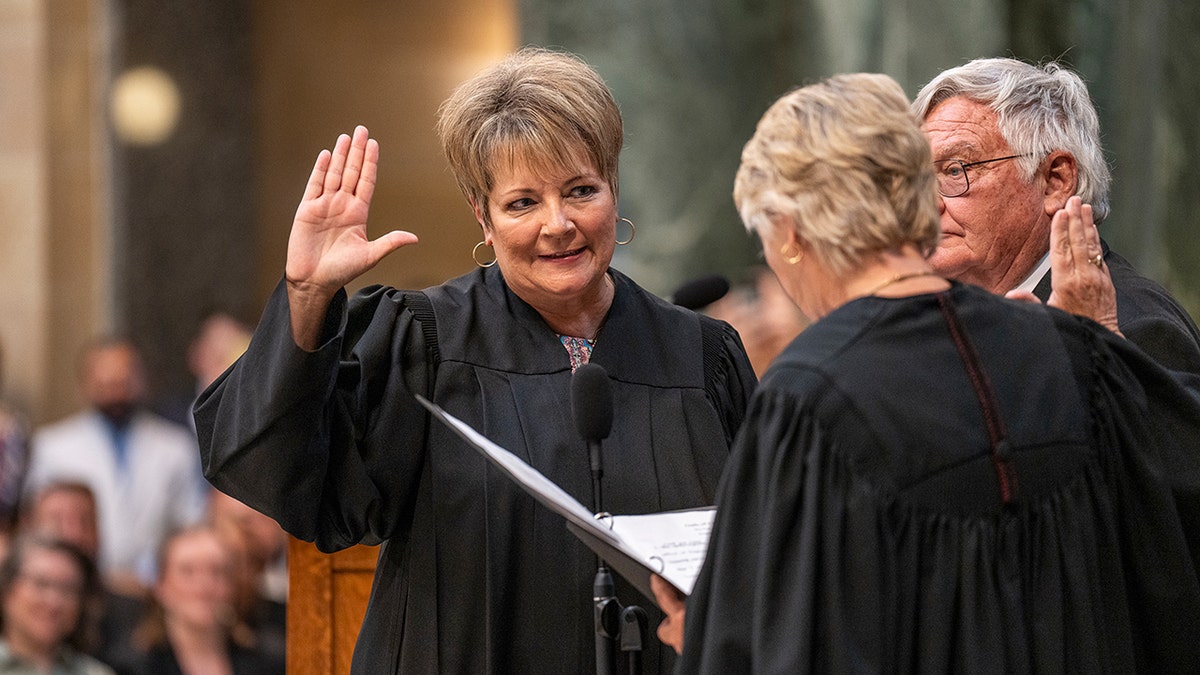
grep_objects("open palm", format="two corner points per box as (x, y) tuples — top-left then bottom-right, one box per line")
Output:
(285, 126), (417, 296)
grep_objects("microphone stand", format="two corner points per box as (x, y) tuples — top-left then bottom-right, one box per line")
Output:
(590, 438), (619, 675)
(575, 363), (648, 675)
(588, 437), (648, 675)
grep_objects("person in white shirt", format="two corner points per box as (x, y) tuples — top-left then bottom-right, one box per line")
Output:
(25, 337), (204, 593)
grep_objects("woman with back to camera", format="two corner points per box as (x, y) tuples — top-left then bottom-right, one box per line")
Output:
(651, 73), (1200, 672)
(194, 47), (756, 674)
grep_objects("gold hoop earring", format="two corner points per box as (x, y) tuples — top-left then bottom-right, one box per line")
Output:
(472, 241), (496, 268)
(616, 217), (636, 246)
(780, 243), (804, 265)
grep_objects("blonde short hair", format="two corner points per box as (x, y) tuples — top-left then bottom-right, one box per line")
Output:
(435, 47), (623, 226)
(735, 73), (940, 277)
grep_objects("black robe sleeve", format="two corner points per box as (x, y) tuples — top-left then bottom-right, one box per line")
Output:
(194, 279), (435, 551)
(698, 315), (757, 450)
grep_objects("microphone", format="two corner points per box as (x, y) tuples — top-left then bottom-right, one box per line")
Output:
(572, 363), (619, 675)
(572, 363), (613, 511)
(572, 363), (613, 444)
(670, 273), (730, 310)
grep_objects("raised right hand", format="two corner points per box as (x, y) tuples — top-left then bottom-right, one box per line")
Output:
(286, 125), (418, 299)
(285, 125), (418, 348)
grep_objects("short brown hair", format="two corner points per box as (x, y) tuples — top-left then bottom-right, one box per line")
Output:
(435, 47), (623, 226)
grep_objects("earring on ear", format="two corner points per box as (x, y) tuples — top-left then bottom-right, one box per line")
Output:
(616, 217), (636, 245)
(780, 243), (804, 265)
(472, 241), (496, 268)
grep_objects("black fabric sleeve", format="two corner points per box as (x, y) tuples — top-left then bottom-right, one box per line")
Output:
(193, 279), (436, 552)
(1084, 321), (1200, 670)
(698, 315), (758, 448)
(1119, 312), (1200, 375)
(1092, 322), (1200, 571)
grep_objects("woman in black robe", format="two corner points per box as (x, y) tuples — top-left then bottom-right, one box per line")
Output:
(652, 73), (1200, 672)
(193, 48), (755, 674)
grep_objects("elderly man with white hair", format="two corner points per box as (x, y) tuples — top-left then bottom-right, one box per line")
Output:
(913, 57), (1200, 376)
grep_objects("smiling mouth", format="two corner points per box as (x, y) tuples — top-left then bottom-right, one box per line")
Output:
(542, 247), (586, 259)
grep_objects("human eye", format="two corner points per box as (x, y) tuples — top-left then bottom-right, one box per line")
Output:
(506, 197), (535, 211)
(568, 184), (599, 199)
(935, 161), (964, 179)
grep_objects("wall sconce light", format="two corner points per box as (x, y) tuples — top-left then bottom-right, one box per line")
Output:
(110, 66), (181, 146)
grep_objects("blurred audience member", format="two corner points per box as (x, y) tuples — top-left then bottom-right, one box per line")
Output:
(19, 481), (146, 673)
(707, 266), (809, 377)
(127, 526), (283, 675)
(188, 314), (251, 397)
(19, 483), (100, 568)
(0, 339), (31, 549)
(0, 534), (113, 675)
(25, 338), (205, 593)
(206, 490), (286, 669)
(157, 313), (252, 431)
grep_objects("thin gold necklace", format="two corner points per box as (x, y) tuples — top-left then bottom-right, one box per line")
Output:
(863, 270), (941, 297)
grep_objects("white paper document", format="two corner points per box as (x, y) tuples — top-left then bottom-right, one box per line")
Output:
(415, 395), (713, 600)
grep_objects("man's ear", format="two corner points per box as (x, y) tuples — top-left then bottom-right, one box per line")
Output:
(1042, 151), (1078, 216)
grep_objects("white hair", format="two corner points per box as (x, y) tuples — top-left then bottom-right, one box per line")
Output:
(912, 58), (1111, 222)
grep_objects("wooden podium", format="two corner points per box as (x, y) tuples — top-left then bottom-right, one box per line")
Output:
(286, 539), (378, 675)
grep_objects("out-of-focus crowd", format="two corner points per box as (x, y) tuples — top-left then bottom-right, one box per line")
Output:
(0, 315), (286, 675)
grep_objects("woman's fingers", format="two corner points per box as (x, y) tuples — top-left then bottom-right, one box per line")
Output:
(307, 127), (378, 203)
(342, 126), (369, 194)
(323, 132), (352, 195)
(302, 149), (332, 202)
(365, 230), (420, 268)
(1004, 289), (1042, 305)
(650, 574), (686, 654)
(356, 137), (380, 205)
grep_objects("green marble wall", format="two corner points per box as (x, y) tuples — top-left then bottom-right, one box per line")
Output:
(519, 0), (1200, 319)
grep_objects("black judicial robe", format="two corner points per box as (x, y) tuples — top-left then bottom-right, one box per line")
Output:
(680, 282), (1200, 673)
(194, 266), (756, 674)
(1033, 238), (1200, 376)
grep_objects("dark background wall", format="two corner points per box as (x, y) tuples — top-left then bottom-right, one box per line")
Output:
(112, 0), (258, 406)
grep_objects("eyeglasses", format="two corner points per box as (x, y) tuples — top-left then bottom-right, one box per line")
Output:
(932, 154), (1029, 198)
(17, 573), (84, 599)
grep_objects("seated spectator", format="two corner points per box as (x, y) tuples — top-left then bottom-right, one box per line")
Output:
(0, 339), (31, 551)
(207, 490), (286, 670)
(19, 482), (100, 564)
(156, 312), (252, 431)
(0, 534), (114, 674)
(19, 480), (146, 673)
(25, 337), (205, 593)
(127, 526), (283, 675)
